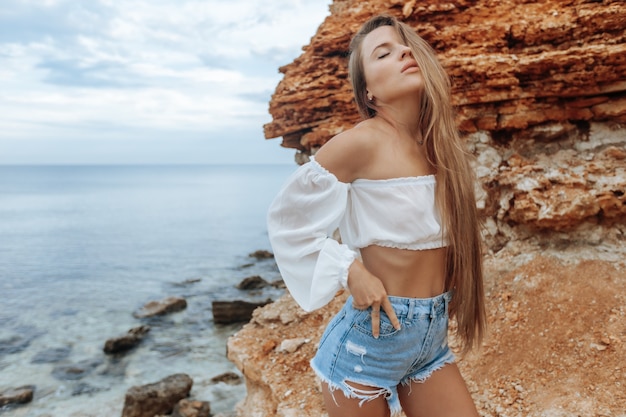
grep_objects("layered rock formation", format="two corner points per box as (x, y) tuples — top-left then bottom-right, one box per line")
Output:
(229, 0), (626, 415)
(264, 0), (626, 149)
(264, 0), (626, 234)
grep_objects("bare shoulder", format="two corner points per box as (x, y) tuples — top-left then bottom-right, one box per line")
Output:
(313, 121), (380, 183)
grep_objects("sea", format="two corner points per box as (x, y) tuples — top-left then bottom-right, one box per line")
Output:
(0, 163), (297, 417)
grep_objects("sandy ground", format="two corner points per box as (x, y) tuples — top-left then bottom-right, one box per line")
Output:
(458, 246), (626, 417)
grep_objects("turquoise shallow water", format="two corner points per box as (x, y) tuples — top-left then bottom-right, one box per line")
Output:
(0, 163), (295, 416)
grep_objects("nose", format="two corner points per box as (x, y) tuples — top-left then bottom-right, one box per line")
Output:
(401, 46), (412, 59)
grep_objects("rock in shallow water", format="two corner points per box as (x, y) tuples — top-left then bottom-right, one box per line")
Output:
(0, 386), (35, 407)
(134, 296), (187, 319)
(210, 371), (242, 385)
(103, 325), (151, 354)
(172, 399), (211, 417)
(248, 250), (274, 259)
(236, 275), (270, 290)
(122, 373), (193, 417)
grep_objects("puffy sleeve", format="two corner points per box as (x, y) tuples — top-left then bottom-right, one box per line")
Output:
(267, 158), (358, 312)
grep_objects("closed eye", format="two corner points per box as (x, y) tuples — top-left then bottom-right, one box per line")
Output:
(377, 52), (389, 59)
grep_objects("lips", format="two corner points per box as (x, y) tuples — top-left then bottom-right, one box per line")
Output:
(401, 61), (419, 73)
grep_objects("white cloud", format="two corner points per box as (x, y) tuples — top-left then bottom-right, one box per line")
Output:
(0, 0), (332, 163)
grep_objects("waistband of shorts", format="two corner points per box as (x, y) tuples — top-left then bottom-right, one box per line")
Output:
(385, 291), (452, 319)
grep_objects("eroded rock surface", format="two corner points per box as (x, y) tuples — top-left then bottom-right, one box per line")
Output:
(264, 0), (626, 150)
(103, 325), (151, 354)
(134, 296), (188, 319)
(121, 373), (193, 417)
(0, 386), (35, 408)
(263, 0), (626, 235)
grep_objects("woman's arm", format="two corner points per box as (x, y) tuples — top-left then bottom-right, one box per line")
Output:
(267, 158), (357, 311)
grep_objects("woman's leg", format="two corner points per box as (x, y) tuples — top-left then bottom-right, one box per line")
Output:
(398, 363), (479, 417)
(321, 381), (391, 417)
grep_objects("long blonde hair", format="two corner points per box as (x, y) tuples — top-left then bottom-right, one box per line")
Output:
(349, 15), (486, 354)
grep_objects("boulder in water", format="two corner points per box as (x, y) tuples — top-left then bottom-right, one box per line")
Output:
(121, 373), (193, 417)
(134, 297), (187, 319)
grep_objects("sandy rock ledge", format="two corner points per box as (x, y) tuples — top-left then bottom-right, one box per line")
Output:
(228, 241), (626, 417)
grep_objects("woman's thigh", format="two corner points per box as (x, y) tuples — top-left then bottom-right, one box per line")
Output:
(397, 363), (479, 417)
(321, 381), (391, 417)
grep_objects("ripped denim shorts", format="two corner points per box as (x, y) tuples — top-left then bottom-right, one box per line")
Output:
(310, 291), (455, 417)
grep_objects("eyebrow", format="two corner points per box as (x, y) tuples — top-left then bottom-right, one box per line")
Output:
(370, 42), (392, 57)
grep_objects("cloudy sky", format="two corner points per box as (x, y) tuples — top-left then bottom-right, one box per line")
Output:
(0, 0), (332, 164)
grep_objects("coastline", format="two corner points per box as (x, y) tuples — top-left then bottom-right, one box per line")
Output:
(0, 164), (293, 416)
(1, 250), (283, 416)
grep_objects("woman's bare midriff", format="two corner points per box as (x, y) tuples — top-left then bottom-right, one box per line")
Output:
(360, 245), (447, 299)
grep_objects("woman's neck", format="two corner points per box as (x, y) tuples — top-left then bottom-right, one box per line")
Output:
(375, 102), (424, 144)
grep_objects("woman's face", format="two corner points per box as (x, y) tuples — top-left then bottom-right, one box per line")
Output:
(360, 25), (423, 105)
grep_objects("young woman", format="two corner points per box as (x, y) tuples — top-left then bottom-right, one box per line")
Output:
(267, 14), (486, 417)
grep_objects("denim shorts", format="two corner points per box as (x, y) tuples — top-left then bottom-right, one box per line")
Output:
(310, 291), (455, 416)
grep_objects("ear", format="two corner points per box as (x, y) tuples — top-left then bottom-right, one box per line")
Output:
(366, 91), (373, 101)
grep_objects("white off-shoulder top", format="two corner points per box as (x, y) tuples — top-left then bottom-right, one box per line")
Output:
(267, 157), (447, 311)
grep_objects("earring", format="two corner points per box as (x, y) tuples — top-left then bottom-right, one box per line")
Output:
(367, 93), (373, 102)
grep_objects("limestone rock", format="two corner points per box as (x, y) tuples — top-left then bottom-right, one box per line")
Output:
(103, 325), (151, 354)
(212, 299), (273, 324)
(210, 371), (242, 385)
(478, 125), (626, 232)
(0, 386), (34, 407)
(264, 0), (626, 147)
(275, 338), (309, 354)
(249, 250), (274, 259)
(236, 275), (271, 290)
(263, 0), (626, 234)
(227, 292), (347, 417)
(121, 373), (193, 417)
(172, 399), (211, 417)
(134, 296), (187, 319)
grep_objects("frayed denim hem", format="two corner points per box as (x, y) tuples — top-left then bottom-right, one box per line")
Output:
(399, 349), (456, 388)
(311, 361), (404, 417)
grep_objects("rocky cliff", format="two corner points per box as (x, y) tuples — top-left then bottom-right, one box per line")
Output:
(264, 0), (626, 152)
(263, 0), (626, 235)
(228, 0), (626, 415)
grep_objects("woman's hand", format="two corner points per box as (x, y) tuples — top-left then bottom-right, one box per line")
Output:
(347, 260), (401, 338)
